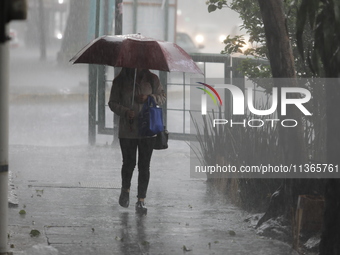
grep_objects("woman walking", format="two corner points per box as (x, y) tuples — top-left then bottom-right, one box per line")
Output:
(108, 68), (166, 215)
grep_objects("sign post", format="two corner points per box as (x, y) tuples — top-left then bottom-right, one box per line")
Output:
(0, 1), (27, 254)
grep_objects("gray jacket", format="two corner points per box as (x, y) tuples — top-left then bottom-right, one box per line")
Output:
(108, 69), (166, 139)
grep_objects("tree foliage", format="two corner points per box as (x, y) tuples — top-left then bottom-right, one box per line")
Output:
(296, 0), (340, 77)
(206, 0), (315, 79)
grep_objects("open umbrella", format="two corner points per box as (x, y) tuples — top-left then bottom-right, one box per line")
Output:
(70, 33), (203, 106)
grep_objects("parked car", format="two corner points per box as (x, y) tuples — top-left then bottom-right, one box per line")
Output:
(192, 24), (227, 54)
(176, 32), (202, 53)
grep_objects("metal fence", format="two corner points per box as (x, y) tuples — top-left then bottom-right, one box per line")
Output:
(88, 53), (267, 144)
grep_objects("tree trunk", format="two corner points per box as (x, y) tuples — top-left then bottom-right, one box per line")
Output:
(38, 0), (46, 61)
(320, 179), (340, 254)
(257, 0), (307, 223)
(319, 79), (340, 255)
(257, 0), (306, 163)
(257, 0), (295, 78)
(57, 0), (90, 64)
(315, 2), (340, 253)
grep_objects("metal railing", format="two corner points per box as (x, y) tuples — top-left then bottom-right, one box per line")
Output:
(89, 53), (267, 143)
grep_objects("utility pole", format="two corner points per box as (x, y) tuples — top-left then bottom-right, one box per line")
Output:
(0, 1), (27, 254)
(113, 0), (123, 143)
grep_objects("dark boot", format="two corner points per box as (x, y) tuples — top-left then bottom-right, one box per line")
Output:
(135, 201), (147, 215)
(119, 188), (129, 208)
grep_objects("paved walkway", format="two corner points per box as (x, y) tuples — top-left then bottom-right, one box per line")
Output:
(8, 142), (298, 255)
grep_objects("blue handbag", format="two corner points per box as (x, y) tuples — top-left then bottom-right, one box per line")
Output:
(138, 96), (164, 137)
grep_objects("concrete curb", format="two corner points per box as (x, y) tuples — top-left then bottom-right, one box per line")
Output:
(8, 89), (184, 103)
(9, 94), (90, 103)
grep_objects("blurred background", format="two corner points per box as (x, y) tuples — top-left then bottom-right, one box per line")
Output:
(8, 0), (248, 144)
(9, 0), (245, 59)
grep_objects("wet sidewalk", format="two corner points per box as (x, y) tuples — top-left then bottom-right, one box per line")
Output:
(7, 45), (298, 254)
(8, 141), (298, 255)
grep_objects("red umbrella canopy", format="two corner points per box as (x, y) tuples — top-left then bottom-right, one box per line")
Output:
(70, 34), (203, 75)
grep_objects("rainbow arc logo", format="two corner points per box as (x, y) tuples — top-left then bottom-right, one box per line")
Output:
(196, 82), (222, 115)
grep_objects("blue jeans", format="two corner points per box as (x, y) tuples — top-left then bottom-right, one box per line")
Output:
(119, 138), (156, 199)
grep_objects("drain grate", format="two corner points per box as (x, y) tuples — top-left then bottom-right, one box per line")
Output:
(29, 181), (120, 189)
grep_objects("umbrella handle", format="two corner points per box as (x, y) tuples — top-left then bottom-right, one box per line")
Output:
(131, 68), (137, 107)
(129, 68), (137, 131)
